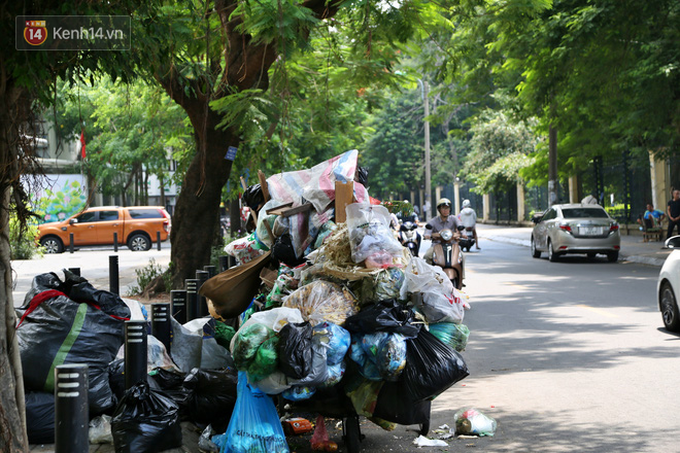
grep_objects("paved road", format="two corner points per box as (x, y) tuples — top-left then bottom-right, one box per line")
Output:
(25, 227), (679, 452)
(11, 243), (171, 307)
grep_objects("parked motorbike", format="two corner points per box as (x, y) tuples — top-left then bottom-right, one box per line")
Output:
(398, 220), (422, 257)
(458, 226), (476, 252)
(425, 224), (465, 289)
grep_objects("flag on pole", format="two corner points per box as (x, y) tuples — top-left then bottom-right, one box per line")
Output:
(79, 130), (86, 159)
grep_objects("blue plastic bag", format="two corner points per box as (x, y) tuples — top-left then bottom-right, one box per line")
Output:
(222, 372), (289, 453)
(313, 322), (351, 365)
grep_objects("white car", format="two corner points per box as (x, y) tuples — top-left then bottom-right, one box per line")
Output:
(531, 204), (621, 262)
(658, 236), (680, 332)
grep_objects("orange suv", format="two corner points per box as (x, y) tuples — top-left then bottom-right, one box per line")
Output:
(38, 206), (171, 253)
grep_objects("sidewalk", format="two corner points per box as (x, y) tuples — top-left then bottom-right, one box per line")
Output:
(477, 223), (672, 267)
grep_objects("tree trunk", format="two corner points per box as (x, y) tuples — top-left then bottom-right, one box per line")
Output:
(168, 105), (235, 289)
(548, 123), (558, 207)
(0, 88), (31, 452)
(160, 173), (166, 208)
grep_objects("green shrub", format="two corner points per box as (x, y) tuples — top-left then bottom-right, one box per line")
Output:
(10, 216), (43, 260)
(127, 259), (166, 296)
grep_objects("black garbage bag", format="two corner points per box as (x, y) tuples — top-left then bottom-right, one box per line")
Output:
(111, 382), (182, 453)
(242, 184), (265, 211)
(271, 233), (305, 267)
(109, 359), (127, 401)
(277, 322), (313, 379)
(356, 166), (369, 186)
(25, 391), (55, 444)
(150, 368), (191, 420)
(17, 272), (130, 415)
(109, 359), (165, 403)
(373, 389), (431, 425)
(343, 299), (420, 339)
(182, 367), (238, 433)
(401, 328), (468, 402)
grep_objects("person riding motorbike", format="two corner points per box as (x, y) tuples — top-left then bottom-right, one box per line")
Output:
(401, 200), (419, 223)
(458, 199), (480, 250)
(423, 198), (463, 262)
(398, 201), (421, 256)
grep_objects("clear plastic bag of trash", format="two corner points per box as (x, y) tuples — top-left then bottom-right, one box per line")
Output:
(346, 203), (405, 266)
(283, 280), (358, 326)
(454, 408), (497, 436)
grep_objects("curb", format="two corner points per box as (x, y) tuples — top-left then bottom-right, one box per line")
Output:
(483, 235), (666, 268)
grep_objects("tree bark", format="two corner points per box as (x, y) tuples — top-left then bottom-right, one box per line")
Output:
(0, 87), (30, 452)
(167, 104), (235, 289)
(548, 123), (558, 207)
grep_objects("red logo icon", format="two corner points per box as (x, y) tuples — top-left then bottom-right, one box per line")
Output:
(24, 20), (47, 46)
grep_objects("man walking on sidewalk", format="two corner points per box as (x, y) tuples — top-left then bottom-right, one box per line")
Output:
(667, 189), (680, 239)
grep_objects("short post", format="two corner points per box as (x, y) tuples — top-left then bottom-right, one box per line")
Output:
(204, 264), (217, 279)
(218, 255), (229, 272)
(156, 231), (161, 251)
(113, 232), (118, 252)
(124, 321), (148, 389)
(68, 267), (81, 277)
(69, 233), (74, 254)
(151, 303), (172, 353)
(54, 364), (89, 453)
(171, 290), (188, 324)
(109, 255), (119, 295)
(196, 270), (210, 317)
(185, 279), (199, 321)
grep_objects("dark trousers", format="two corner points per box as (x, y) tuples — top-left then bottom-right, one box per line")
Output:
(668, 219), (680, 239)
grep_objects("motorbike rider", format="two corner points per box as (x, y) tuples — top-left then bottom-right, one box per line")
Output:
(458, 199), (480, 250)
(423, 198), (464, 264)
(402, 200), (419, 223)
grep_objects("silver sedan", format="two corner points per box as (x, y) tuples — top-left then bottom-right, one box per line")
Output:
(531, 204), (621, 262)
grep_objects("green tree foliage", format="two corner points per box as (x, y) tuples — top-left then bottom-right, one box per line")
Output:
(462, 108), (538, 193)
(362, 93), (424, 199)
(55, 77), (192, 205)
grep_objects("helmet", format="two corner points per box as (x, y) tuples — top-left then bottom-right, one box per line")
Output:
(462, 199), (471, 208)
(436, 198), (452, 210)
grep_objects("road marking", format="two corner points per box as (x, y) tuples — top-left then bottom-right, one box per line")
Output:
(502, 281), (528, 290)
(576, 304), (618, 318)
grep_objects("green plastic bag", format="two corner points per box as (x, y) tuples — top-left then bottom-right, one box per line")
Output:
(232, 323), (275, 370)
(429, 323), (470, 352)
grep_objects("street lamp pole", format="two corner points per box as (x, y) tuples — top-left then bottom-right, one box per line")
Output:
(418, 78), (432, 220)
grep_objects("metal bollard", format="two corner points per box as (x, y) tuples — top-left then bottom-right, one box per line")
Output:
(185, 279), (199, 321)
(113, 232), (118, 252)
(124, 321), (148, 390)
(68, 267), (81, 277)
(54, 364), (89, 453)
(109, 255), (119, 295)
(218, 255), (229, 272)
(151, 303), (172, 353)
(156, 231), (161, 251)
(204, 264), (217, 279)
(69, 233), (74, 254)
(171, 290), (187, 324)
(196, 270), (209, 317)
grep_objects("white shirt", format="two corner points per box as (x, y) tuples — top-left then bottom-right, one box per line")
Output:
(458, 207), (477, 228)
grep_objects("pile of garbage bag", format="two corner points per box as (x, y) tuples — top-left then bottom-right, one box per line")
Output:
(17, 270), (241, 450)
(205, 150), (472, 439)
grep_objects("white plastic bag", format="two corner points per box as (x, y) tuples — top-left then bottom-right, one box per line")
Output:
(345, 203), (404, 265)
(230, 307), (304, 352)
(115, 334), (180, 373)
(89, 414), (113, 444)
(400, 257), (465, 324)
